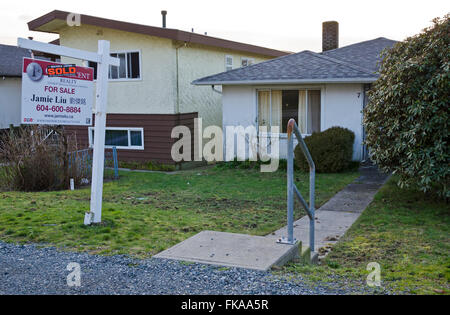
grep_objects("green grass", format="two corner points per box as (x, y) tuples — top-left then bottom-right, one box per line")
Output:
(281, 177), (450, 295)
(0, 166), (358, 258)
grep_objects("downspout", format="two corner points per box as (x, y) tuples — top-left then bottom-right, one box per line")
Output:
(175, 42), (188, 114)
(361, 83), (371, 161)
(175, 46), (180, 114)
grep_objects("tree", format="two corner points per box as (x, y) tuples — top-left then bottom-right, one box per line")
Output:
(364, 15), (449, 198)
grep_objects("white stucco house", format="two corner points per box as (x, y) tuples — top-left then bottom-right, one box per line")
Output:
(27, 10), (288, 166)
(0, 44), (32, 129)
(193, 22), (397, 162)
(0, 42), (61, 130)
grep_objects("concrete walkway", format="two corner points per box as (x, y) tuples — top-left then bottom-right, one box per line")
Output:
(155, 164), (389, 269)
(268, 164), (389, 258)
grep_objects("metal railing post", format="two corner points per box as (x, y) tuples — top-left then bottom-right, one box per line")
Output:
(112, 146), (119, 179)
(309, 166), (315, 252)
(287, 132), (294, 244)
(278, 118), (315, 252)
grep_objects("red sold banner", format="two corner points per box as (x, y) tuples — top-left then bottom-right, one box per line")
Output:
(21, 58), (94, 126)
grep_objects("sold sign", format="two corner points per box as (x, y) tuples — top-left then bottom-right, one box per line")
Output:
(47, 64), (77, 77)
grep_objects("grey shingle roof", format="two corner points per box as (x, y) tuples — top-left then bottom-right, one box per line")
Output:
(321, 37), (397, 73)
(193, 37), (398, 85)
(0, 44), (31, 77)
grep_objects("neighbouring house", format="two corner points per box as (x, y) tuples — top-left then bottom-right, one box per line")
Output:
(27, 10), (288, 166)
(0, 44), (31, 129)
(193, 21), (398, 161)
(0, 41), (61, 130)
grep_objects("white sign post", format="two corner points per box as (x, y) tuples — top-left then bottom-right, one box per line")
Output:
(18, 38), (120, 225)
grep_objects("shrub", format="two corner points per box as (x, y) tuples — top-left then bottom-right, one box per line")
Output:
(364, 15), (449, 197)
(295, 127), (355, 173)
(0, 126), (82, 191)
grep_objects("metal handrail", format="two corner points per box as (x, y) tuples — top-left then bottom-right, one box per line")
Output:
(277, 118), (316, 252)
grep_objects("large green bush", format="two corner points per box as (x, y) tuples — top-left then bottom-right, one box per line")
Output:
(364, 15), (449, 197)
(295, 127), (355, 173)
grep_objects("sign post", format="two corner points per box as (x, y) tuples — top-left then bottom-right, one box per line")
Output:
(18, 38), (120, 225)
(87, 40), (110, 224)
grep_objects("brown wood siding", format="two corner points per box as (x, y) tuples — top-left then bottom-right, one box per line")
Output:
(65, 112), (197, 165)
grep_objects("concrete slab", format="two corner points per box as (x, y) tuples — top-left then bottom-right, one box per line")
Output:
(153, 231), (300, 271)
(267, 165), (389, 254)
(267, 210), (361, 250)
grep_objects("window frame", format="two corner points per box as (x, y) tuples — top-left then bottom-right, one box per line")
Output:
(88, 127), (144, 150)
(225, 55), (233, 71)
(89, 50), (142, 82)
(256, 87), (323, 138)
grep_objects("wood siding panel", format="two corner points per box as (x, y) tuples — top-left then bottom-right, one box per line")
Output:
(65, 112), (197, 165)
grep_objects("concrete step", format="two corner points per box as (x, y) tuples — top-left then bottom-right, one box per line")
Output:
(153, 231), (303, 271)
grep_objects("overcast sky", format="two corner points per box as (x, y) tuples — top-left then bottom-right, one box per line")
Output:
(1, 0), (448, 52)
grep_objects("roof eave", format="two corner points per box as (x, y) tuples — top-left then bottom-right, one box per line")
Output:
(27, 10), (288, 58)
(192, 77), (378, 86)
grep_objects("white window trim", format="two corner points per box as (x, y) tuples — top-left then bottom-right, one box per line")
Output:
(225, 55), (233, 71)
(109, 50), (142, 81)
(255, 87), (323, 137)
(88, 127), (144, 150)
(91, 50), (142, 82)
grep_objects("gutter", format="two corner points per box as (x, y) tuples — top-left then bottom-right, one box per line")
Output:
(192, 77), (378, 86)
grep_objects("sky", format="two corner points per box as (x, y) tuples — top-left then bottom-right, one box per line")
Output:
(0, 0), (448, 52)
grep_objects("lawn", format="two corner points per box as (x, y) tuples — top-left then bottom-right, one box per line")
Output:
(281, 177), (450, 295)
(0, 166), (358, 258)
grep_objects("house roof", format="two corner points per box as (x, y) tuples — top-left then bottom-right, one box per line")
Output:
(321, 37), (397, 73)
(193, 37), (398, 85)
(28, 10), (289, 58)
(0, 44), (31, 77)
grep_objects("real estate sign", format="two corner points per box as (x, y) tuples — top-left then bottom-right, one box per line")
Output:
(21, 58), (94, 125)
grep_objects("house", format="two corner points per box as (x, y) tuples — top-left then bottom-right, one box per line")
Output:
(27, 10), (288, 166)
(0, 41), (62, 130)
(0, 44), (31, 129)
(193, 22), (398, 162)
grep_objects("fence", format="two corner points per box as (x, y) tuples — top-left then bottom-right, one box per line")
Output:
(68, 147), (119, 183)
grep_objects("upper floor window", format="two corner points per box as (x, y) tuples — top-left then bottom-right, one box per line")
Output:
(241, 57), (254, 67)
(225, 55), (233, 71)
(88, 51), (141, 80)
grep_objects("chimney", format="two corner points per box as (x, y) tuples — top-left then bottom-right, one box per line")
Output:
(161, 10), (167, 28)
(322, 21), (339, 51)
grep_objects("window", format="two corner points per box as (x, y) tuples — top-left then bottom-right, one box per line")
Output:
(89, 127), (144, 150)
(257, 89), (321, 134)
(225, 55), (233, 71)
(241, 57), (254, 67)
(88, 51), (140, 80)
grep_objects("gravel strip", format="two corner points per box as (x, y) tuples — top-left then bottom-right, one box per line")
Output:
(0, 241), (374, 295)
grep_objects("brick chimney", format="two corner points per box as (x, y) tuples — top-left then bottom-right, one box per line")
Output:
(322, 21), (339, 51)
